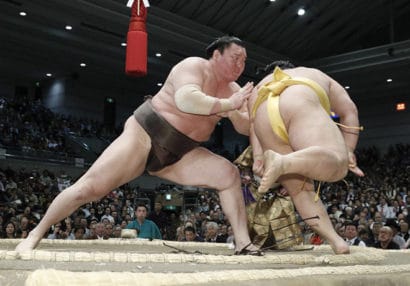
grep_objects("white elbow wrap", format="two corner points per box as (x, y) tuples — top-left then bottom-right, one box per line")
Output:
(175, 84), (217, 115)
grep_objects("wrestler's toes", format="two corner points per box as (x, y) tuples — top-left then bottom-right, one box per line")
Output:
(257, 179), (269, 194)
(331, 239), (350, 255)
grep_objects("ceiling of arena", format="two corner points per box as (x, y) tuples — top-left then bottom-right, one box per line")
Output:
(1, 0), (410, 104)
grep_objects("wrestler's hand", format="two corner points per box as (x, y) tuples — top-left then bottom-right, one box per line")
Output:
(348, 151), (365, 177)
(229, 82), (254, 110)
(252, 154), (264, 177)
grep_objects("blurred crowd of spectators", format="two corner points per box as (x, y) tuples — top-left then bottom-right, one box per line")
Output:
(0, 96), (118, 154)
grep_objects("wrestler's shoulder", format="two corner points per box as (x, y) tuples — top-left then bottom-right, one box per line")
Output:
(292, 67), (327, 78)
(178, 57), (208, 66)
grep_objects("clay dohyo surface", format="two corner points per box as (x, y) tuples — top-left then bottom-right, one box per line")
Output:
(0, 239), (409, 286)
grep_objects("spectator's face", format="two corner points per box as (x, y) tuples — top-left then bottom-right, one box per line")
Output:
(136, 207), (147, 221)
(400, 222), (409, 232)
(20, 217), (29, 227)
(6, 223), (15, 234)
(89, 225), (96, 236)
(185, 230), (195, 241)
(21, 230), (28, 238)
(207, 227), (217, 237)
(74, 228), (85, 239)
(344, 225), (358, 240)
(337, 226), (345, 238)
(359, 232), (369, 241)
(154, 203), (162, 212)
(80, 218), (88, 227)
(113, 227), (122, 237)
(378, 227), (393, 243)
(95, 223), (106, 236)
(374, 213), (383, 222)
(105, 224), (113, 235)
(372, 223), (382, 235)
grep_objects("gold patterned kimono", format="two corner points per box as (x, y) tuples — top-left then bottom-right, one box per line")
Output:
(234, 146), (303, 249)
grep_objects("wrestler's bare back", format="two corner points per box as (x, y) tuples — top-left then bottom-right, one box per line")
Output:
(152, 57), (239, 142)
(250, 66), (346, 153)
(256, 67), (331, 93)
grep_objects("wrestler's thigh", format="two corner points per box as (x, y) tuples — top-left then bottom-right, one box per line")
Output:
(280, 92), (346, 152)
(153, 147), (239, 190)
(78, 116), (151, 194)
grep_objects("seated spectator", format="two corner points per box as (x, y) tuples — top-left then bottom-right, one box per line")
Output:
(217, 224), (228, 242)
(385, 219), (406, 249)
(112, 225), (122, 238)
(366, 222), (383, 247)
(87, 222), (109, 240)
(182, 226), (203, 242)
(18, 216), (33, 235)
(399, 220), (409, 241)
(374, 226), (400, 249)
(126, 204), (161, 240)
(147, 202), (169, 237)
(2, 221), (17, 239)
(377, 197), (395, 220)
(79, 217), (90, 237)
(73, 226), (85, 240)
(344, 221), (366, 247)
(204, 221), (225, 243)
(47, 221), (73, 240)
(358, 228), (370, 243)
(105, 222), (114, 238)
(100, 207), (115, 224)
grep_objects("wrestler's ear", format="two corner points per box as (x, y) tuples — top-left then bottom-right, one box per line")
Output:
(213, 49), (222, 59)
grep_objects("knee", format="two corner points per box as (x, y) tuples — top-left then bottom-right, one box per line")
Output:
(72, 177), (102, 204)
(330, 154), (348, 181)
(215, 164), (241, 191)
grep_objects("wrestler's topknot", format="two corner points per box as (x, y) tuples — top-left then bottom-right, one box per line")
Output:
(206, 36), (244, 58)
(264, 60), (295, 73)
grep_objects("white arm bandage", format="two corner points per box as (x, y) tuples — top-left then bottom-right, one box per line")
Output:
(174, 84), (232, 115)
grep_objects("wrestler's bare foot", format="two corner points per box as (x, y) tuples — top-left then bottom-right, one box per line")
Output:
(15, 232), (42, 252)
(258, 150), (284, 194)
(330, 238), (350, 255)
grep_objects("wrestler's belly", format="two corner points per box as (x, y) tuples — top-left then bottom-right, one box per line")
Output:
(151, 95), (220, 142)
(161, 112), (219, 142)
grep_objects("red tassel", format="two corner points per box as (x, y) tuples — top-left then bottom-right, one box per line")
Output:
(125, 0), (148, 76)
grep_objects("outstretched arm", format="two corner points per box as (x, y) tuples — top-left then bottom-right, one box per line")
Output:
(227, 104), (251, 135)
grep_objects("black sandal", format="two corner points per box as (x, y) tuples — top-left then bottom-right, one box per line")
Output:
(234, 242), (264, 256)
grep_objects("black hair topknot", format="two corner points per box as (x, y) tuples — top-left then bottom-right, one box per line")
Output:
(206, 36), (244, 58)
